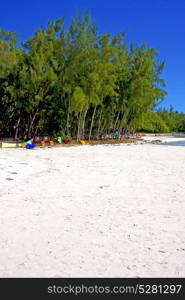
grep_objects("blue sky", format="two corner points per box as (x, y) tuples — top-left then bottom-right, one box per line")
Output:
(1, 0), (185, 112)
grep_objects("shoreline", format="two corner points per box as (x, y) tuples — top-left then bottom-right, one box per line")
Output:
(1, 134), (185, 149)
(142, 135), (185, 144)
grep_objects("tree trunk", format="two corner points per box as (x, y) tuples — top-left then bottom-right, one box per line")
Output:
(97, 109), (102, 139)
(14, 116), (21, 140)
(82, 107), (88, 139)
(66, 94), (71, 137)
(100, 119), (107, 138)
(33, 126), (39, 139)
(119, 109), (129, 133)
(113, 111), (120, 132)
(77, 111), (82, 142)
(67, 112), (70, 137)
(89, 105), (97, 141)
(110, 111), (116, 130)
(27, 109), (39, 139)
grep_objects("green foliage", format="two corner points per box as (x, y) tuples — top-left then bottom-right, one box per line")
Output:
(157, 107), (185, 132)
(70, 87), (88, 114)
(136, 112), (170, 133)
(134, 108), (185, 133)
(1, 11), (177, 140)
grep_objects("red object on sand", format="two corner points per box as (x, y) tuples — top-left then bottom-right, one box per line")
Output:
(63, 139), (69, 144)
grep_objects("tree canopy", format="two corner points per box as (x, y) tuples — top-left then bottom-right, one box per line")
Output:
(1, 11), (183, 140)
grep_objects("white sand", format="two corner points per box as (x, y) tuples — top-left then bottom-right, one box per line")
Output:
(0, 137), (185, 277)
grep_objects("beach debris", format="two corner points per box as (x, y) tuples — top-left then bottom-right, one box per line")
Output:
(63, 139), (70, 144)
(0, 138), (37, 149)
(22, 142), (26, 148)
(26, 143), (36, 149)
(159, 250), (166, 253)
(151, 139), (162, 144)
(48, 140), (54, 146)
(80, 140), (90, 145)
(1, 142), (17, 148)
(99, 185), (110, 189)
(57, 137), (62, 144)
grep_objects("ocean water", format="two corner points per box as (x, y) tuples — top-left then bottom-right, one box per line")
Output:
(164, 140), (185, 147)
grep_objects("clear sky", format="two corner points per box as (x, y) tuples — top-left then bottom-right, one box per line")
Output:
(0, 0), (185, 112)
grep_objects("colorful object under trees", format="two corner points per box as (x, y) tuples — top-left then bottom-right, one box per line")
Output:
(26, 144), (36, 149)
(63, 139), (70, 144)
(1, 142), (17, 148)
(48, 140), (54, 146)
(57, 137), (62, 144)
(22, 142), (26, 148)
(79, 140), (90, 145)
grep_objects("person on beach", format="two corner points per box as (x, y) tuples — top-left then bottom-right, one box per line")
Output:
(114, 130), (119, 139)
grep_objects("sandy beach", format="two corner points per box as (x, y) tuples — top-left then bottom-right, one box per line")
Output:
(0, 137), (185, 277)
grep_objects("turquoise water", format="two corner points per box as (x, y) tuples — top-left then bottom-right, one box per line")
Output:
(164, 140), (185, 146)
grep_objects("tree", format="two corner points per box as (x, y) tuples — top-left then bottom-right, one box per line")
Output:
(0, 11), (169, 140)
